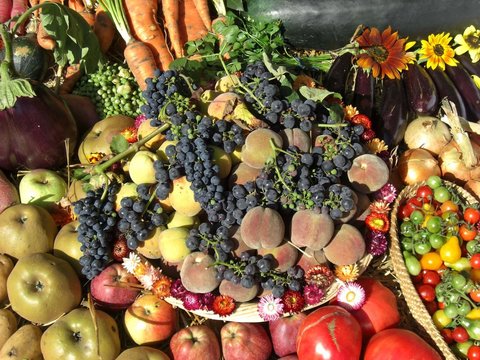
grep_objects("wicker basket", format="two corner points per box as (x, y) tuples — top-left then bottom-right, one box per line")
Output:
(164, 254), (373, 322)
(390, 181), (479, 360)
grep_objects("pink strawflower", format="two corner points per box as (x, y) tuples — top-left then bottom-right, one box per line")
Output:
(182, 292), (203, 311)
(134, 114), (147, 129)
(170, 279), (187, 299)
(258, 294), (284, 321)
(303, 284), (325, 305)
(201, 293), (215, 311)
(375, 183), (397, 204)
(336, 282), (366, 311)
(366, 230), (388, 256)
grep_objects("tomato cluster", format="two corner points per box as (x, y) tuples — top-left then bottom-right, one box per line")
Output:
(399, 176), (480, 359)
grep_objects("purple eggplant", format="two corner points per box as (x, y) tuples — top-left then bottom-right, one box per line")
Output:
(458, 53), (480, 77)
(426, 67), (467, 119)
(323, 53), (354, 97)
(403, 63), (438, 115)
(352, 69), (375, 118)
(375, 78), (411, 147)
(0, 81), (78, 171)
(446, 63), (480, 121)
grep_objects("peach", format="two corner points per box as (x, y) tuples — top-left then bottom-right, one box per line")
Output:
(323, 224), (366, 265)
(219, 280), (259, 302)
(279, 128), (311, 152)
(180, 252), (220, 293)
(228, 163), (261, 187)
(240, 207), (285, 249)
(241, 129), (283, 169)
(347, 154), (389, 193)
(290, 209), (334, 250)
(258, 242), (298, 272)
(169, 176), (202, 217)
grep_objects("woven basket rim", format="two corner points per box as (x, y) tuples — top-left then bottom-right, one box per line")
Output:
(390, 180), (478, 360)
(164, 254), (373, 322)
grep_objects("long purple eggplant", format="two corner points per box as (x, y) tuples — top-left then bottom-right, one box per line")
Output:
(446, 63), (480, 122)
(458, 53), (480, 77)
(323, 53), (354, 97)
(426, 67), (467, 119)
(375, 78), (411, 147)
(352, 69), (375, 118)
(403, 63), (438, 115)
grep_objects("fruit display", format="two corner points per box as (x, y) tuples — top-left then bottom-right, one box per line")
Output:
(1, 0), (480, 359)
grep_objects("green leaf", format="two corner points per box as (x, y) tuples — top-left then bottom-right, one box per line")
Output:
(0, 78), (36, 110)
(299, 86), (342, 103)
(40, 3), (101, 73)
(110, 135), (129, 155)
(225, 0), (244, 12)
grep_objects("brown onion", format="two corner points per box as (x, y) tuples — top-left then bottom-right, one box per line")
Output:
(397, 148), (441, 185)
(404, 116), (451, 155)
(438, 140), (480, 184)
(465, 180), (480, 201)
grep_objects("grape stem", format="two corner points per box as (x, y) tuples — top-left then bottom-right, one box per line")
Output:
(269, 139), (292, 191)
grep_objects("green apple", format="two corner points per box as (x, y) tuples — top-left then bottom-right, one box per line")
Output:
(157, 140), (178, 163)
(7, 253), (82, 324)
(129, 150), (159, 185)
(0, 254), (14, 305)
(0, 308), (17, 349)
(53, 220), (82, 274)
(19, 169), (67, 207)
(41, 308), (121, 360)
(0, 204), (57, 260)
(137, 120), (166, 150)
(78, 115), (134, 164)
(137, 226), (166, 259)
(0, 324), (42, 360)
(115, 346), (170, 360)
(209, 145), (232, 179)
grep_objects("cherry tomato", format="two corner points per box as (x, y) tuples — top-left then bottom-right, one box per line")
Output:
(424, 300), (438, 315)
(453, 326), (470, 343)
(425, 216), (442, 233)
(422, 270), (441, 286)
(471, 254), (480, 270)
(468, 344), (480, 360)
(465, 208), (480, 225)
(440, 200), (459, 214)
(411, 271), (423, 284)
(420, 252), (443, 271)
(417, 284), (436, 302)
(426, 175), (442, 189)
(471, 269), (480, 283)
(440, 328), (454, 344)
(410, 210), (424, 225)
(417, 185), (434, 200)
(470, 289), (480, 303)
(434, 186), (451, 203)
(460, 224), (478, 241)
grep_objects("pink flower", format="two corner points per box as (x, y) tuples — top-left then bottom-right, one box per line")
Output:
(258, 294), (284, 321)
(303, 284), (325, 305)
(336, 282), (366, 311)
(366, 231), (388, 256)
(170, 279), (187, 299)
(201, 293), (215, 311)
(182, 292), (202, 311)
(134, 114), (147, 129)
(375, 183), (397, 204)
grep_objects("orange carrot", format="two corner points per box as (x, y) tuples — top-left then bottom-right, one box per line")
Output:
(79, 9), (95, 26)
(94, 5), (116, 53)
(124, 0), (173, 70)
(124, 39), (157, 90)
(192, 0), (211, 31)
(68, 0), (85, 12)
(161, 0), (183, 58)
(178, 0), (207, 43)
(36, 0), (63, 50)
(59, 64), (83, 95)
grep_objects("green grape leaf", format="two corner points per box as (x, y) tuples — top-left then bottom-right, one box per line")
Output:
(225, 0), (244, 11)
(40, 3), (101, 73)
(110, 135), (130, 155)
(299, 86), (342, 103)
(0, 77), (36, 110)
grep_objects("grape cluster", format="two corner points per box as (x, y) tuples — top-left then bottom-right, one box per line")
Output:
(73, 62), (145, 119)
(117, 184), (167, 250)
(73, 183), (120, 279)
(140, 69), (191, 125)
(186, 222), (304, 297)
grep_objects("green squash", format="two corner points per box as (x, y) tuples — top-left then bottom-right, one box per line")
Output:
(0, 34), (49, 81)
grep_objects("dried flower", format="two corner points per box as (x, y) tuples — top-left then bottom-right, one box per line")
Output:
(336, 282), (366, 310)
(182, 292), (203, 311)
(369, 200), (391, 215)
(293, 74), (317, 90)
(419, 32), (458, 70)
(344, 105), (359, 120)
(366, 138), (389, 154)
(201, 293), (216, 311)
(122, 252), (141, 274)
(121, 127), (138, 143)
(134, 114), (147, 128)
(365, 212), (390, 233)
(258, 294), (285, 321)
(374, 183), (397, 204)
(86, 152), (106, 164)
(350, 114), (372, 129)
(305, 265), (334, 289)
(335, 264), (360, 282)
(170, 279), (188, 299)
(367, 231), (388, 256)
(303, 284), (325, 305)
(454, 25), (480, 63)
(282, 290), (305, 314)
(212, 295), (236, 317)
(361, 128), (376, 142)
(151, 275), (172, 298)
(356, 26), (411, 79)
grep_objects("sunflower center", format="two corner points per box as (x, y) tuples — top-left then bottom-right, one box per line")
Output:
(433, 44), (445, 56)
(368, 45), (389, 63)
(466, 34), (480, 49)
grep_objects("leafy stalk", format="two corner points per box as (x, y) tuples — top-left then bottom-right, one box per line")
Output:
(98, 0), (133, 44)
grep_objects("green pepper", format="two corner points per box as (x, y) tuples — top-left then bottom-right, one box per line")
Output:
(445, 257), (472, 272)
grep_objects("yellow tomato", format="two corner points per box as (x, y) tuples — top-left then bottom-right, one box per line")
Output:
(467, 308), (480, 320)
(440, 236), (462, 263)
(432, 309), (452, 329)
(420, 252), (443, 271)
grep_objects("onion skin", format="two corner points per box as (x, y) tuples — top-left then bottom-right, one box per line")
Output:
(465, 180), (480, 201)
(397, 148), (441, 185)
(0, 81), (77, 171)
(404, 115), (451, 155)
(438, 140), (480, 184)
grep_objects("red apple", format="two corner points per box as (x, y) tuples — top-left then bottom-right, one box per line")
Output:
(124, 294), (178, 345)
(90, 263), (140, 310)
(170, 324), (221, 360)
(0, 170), (19, 214)
(269, 313), (307, 357)
(221, 322), (272, 360)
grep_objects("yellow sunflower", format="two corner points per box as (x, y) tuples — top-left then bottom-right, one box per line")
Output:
(355, 26), (411, 79)
(454, 25), (480, 63)
(473, 75), (480, 89)
(418, 32), (458, 70)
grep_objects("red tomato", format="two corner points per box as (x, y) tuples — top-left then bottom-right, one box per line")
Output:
(470, 289), (480, 303)
(464, 207), (480, 224)
(453, 326), (470, 343)
(424, 301), (438, 315)
(416, 185), (433, 200)
(422, 270), (441, 286)
(440, 328), (454, 344)
(468, 345), (480, 360)
(416, 284), (436, 302)
(334, 278), (400, 341)
(460, 224), (478, 241)
(471, 254), (480, 270)
(364, 329), (442, 360)
(296, 305), (362, 360)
